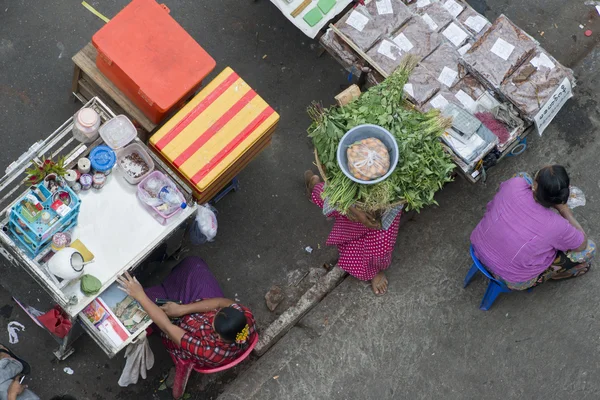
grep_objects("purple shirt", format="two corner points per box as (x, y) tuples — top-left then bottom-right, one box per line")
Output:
(470, 177), (584, 282)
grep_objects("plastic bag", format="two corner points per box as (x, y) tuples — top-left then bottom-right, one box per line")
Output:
(189, 205), (218, 245)
(347, 138), (390, 181)
(38, 306), (72, 339)
(568, 186), (586, 209)
(118, 332), (154, 387)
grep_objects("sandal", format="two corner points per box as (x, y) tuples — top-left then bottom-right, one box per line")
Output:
(551, 263), (592, 281)
(0, 344), (30, 375)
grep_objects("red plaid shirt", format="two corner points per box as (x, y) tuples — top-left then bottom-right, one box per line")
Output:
(162, 303), (256, 367)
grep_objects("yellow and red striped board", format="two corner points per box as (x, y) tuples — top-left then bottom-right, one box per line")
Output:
(150, 67), (279, 196)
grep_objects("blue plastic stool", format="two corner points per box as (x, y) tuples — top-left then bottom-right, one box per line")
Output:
(464, 245), (512, 311)
(209, 177), (239, 205)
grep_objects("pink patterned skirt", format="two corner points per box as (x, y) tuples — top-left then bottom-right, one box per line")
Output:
(312, 182), (401, 281)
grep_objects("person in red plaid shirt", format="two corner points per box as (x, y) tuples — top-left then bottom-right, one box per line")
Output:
(117, 257), (256, 368)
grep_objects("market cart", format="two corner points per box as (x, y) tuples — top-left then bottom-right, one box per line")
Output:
(0, 97), (196, 359)
(319, 1), (574, 183)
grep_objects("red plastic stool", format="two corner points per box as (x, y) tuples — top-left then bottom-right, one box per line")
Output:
(170, 334), (258, 399)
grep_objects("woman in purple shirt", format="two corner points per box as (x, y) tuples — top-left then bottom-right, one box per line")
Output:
(470, 166), (595, 290)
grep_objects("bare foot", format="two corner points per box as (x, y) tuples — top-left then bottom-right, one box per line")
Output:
(0, 345), (14, 360)
(304, 170), (321, 195)
(371, 271), (388, 295)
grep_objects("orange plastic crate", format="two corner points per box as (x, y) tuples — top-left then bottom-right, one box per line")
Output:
(150, 67), (279, 201)
(92, 0), (216, 124)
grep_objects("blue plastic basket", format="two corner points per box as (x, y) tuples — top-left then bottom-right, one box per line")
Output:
(8, 184), (80, 257)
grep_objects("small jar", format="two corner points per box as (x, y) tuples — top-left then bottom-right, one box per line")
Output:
(92, 172), (106, 190)
(73, 108), (100, 143)
(64, 170), (78, 187)
(72, 182), (82, 193)
(80, 174), (93, 191)
(90, 145), (116, 176)
(41, 211), (51, 223)
(78, 158), (91, 174)
(51, 232), (71, 252)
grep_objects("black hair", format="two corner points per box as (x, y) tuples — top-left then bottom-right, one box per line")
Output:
(214, 306), (247, 342)
(50, 396), (77, 400)
(534, 165), (570, 208)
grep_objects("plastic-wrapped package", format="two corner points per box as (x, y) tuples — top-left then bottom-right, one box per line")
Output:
(403, 64), (441, 105)
(366, 39), (404, 75)
(457, 5), (491, 39)
(462, 14), (538, 89)
(335, 7), (383, 52)
(363, 0), (413, 36)
(414, 2), (453, 32)
(500, 49), (575, 119)
(420, 42), (464, 88)
(419, 88), (462, 112)
(440, 0), (467, 18)
(451, 74), (488, 111)
(391, 17), (443, 61)
(189, 204), (218, 245)
(347, 138), (391, 181)
(319, 28), (364, 72)
(441, 21), (472, 48)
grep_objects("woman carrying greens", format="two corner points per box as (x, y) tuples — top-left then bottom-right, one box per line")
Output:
(305, 170), (401, 295)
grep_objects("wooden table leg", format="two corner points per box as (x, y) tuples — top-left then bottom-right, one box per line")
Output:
(71, 65), (83, 102)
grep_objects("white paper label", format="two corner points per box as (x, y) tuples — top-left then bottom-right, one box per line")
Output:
(346, 10), (370, 32)
(443, 0), (464, 18)
(454, 90), (477, 111)
(422, 13), (439, 31)
(534, 77), (573, 135)
(490, 38), (515, 61)
(437, 66), (459, 87)
(393, 33), (414, 52)
(376, 0), (394, 15)
(430, 94), (450, 110)
(377, 40), (400, 60)
(404, 83), (415, 97)
(416, 0), (431, 8)
(458, 43), (472, 55)
(530, 53), (556, 70)
(443, 23), (469, 47)
(464, 15), (488, 33)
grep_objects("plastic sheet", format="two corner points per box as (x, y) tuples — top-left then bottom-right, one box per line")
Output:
(319, 28), (364, 72)
(404, 64), (440, 105)
(500, 49), (575, 119)
(568, 186), (586, 209)
(420, 42), (463, 88)
(462, 15), (538, 89)
(347, 138), (391, 181)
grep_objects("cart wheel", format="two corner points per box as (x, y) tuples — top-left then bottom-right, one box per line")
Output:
(510, 141), (527, 156)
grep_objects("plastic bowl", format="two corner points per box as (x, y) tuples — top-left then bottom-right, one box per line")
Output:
(116, 143), (155, 185)
(99, 115), (136, 150)
(336, 124), (399, 185)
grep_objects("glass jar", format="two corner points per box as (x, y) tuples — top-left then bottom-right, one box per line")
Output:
(73, 108), (100, 143)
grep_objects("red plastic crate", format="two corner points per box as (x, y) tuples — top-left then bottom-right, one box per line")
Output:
(92, 0), (216, 124)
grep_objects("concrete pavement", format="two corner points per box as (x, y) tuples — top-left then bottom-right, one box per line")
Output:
(219, 2), (600, 399)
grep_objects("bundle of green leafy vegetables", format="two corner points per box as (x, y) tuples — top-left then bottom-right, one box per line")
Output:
(308, 58), (455, 213)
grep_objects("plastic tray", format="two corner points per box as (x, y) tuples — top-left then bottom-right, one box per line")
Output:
(116, 143), (155, 185)
(9, 185), (80, 250)
(99, 115), (136, 150)
(136, 171), (185, 225)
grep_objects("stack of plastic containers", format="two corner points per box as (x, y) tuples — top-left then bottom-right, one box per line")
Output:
(8, 184), (81, 257)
